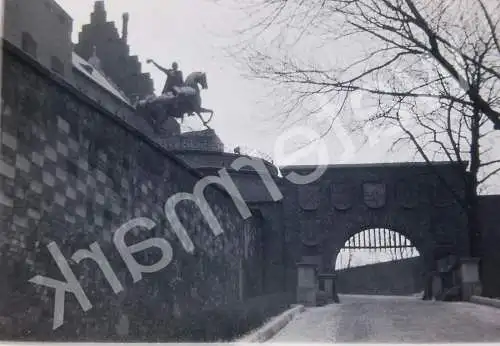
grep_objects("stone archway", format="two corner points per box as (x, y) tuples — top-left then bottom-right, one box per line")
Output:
(281, 163), (473, 303)
(333, 228), (425, 296)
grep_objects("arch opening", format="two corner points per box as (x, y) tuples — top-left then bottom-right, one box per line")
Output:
(334, 228), (424, 296)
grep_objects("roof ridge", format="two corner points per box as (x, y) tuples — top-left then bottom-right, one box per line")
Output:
(72, 52), (131, 105)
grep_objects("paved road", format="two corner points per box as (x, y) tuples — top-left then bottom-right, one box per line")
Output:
(269, 294), (500, 342)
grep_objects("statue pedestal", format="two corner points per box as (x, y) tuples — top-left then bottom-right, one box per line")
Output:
(318, 273), (339, 303)
(460, 257), (481, 301)
(301, 255), (321, 267)
(297, 262), (317, 306)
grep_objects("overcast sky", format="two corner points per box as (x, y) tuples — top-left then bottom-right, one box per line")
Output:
(55, 0), (410, 165)
(55, 0), (499, 195)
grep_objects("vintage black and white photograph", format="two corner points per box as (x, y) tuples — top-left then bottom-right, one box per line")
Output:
(1, 0), (500, 343)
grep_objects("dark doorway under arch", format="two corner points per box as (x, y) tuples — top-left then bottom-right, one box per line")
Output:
(334, 228), (425, 296)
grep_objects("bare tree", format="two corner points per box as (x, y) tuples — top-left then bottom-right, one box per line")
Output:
(232, 0), (500, 125)
(229, 0), (500, 256)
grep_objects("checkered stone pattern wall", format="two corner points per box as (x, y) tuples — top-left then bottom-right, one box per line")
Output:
(0, 106), (158, 250)
(0, 47), (264, 340)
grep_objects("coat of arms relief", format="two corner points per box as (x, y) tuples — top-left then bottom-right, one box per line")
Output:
(363, 182), (386, 209)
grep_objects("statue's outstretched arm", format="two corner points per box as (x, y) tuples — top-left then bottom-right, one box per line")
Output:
(146, 59), (169, 74)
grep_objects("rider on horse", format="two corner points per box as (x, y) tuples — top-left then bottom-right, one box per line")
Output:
(138, 61), (214, 129)
(147, 59), (184, 95)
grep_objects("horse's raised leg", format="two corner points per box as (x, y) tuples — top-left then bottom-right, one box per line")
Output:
(195, 110), (212, 129)
(198, 107), (214, 125)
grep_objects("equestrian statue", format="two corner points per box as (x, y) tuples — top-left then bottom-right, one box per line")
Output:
(135, 59), (214, 131)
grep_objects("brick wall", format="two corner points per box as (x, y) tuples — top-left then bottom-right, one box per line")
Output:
(0, 42), (268, 340)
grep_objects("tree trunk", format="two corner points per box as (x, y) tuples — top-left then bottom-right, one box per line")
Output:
(467, 106), (481, 259)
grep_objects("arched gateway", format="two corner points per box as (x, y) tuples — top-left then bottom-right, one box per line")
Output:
(334, 228), (423, 295)
(279, 162), (474, 305)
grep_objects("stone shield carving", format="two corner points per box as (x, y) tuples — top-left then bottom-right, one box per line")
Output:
(300, 219), (321, 246)
(395, 179), (419, 209)
(298, 184), (321, 211)
(363, 182), (386, 209)
(331, 183), (353, 211)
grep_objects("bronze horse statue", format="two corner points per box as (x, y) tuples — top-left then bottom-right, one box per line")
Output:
(135, 71), (214, 131)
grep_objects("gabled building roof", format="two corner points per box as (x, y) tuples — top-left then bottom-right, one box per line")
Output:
(74, 1), (154, 101)
(72, 52), (131, 105)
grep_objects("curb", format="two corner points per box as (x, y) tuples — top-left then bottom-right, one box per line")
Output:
(470, 295), (500, 309)
(237, 304), (305, 342)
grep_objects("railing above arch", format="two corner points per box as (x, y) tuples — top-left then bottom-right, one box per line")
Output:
(343, 228), (416, 250)
(336, 228), (420, 270)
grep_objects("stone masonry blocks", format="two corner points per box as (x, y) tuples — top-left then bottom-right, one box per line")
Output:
(0, 47), (265, 340)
